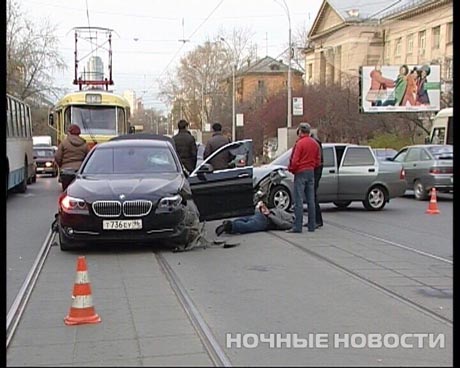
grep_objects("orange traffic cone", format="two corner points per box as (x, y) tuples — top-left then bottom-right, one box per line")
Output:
(425, 188), (440, 215)
(64, 256), (101, 325)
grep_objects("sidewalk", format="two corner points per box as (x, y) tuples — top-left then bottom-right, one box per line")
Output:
(7, 246), (214, 367)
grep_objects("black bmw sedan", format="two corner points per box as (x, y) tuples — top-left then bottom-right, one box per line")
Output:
(57, 137), (254, 250)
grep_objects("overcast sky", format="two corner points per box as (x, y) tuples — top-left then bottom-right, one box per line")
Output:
(19, 0), (324, 111)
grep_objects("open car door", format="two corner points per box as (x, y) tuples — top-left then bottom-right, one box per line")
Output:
(188, 139), (255, 222)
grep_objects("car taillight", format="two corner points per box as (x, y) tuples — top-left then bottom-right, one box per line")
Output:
(430, 167), (453, 174)
(60, 194), (89, 214)
(400, 168), (405, 180)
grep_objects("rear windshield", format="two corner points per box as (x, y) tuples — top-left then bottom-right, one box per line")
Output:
(428, 145), (453, 159)
(82, 146), (180, 174)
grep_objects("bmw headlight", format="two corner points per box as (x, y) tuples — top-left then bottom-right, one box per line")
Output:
(59, 194), (89, 214)
(45, 161), (53, 167)
(157, 194), (183, 213)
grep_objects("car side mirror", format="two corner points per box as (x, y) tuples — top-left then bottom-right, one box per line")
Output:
(48, 114), (54, 126)
(197, 163), (213, 174)
(385, 157), (393, 161)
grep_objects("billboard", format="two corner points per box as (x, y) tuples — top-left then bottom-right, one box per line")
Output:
(360, 64), (441, 113)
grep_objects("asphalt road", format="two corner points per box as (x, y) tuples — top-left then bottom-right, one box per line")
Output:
(6, 176), (453, 366)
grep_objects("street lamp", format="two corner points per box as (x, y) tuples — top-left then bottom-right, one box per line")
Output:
(275, 0), (292, 128)
(220, 37), (236, 141)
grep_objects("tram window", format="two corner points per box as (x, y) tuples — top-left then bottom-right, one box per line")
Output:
(19, 104), (25, 137)
(7, 98), (11, 137)
(11, 101), (18, 137)
(117, 108), (126, 134)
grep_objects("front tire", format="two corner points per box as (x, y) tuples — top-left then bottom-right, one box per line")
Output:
(333, 200), (352, 209)
(268, 185), (292, 210)
(16, 160), (28, 193)
(414, 180), (429, 201)
(363, 186), (387, 211)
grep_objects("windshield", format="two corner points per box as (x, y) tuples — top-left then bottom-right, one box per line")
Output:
(428, 145), (453, 159)
(82, 146), (180, 174)
(34, 149), (55, 158)
(271, 149), (292, 166)
(67, 106), (120, 135)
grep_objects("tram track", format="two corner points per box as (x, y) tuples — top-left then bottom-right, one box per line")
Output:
(6, 229), (57, 349)
(155, 252), (232, 367)
(269, 219), (453, 327)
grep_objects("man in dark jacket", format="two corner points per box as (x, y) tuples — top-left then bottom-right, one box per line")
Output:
(215, 201), (294, 235)
(203, 122), (232, 170)
(172, 119), (197, 173)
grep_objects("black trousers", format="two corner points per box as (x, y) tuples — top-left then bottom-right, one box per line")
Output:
(314, 167), (323, 226)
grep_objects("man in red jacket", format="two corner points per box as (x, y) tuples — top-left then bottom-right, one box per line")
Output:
(287, 122), (321, 233)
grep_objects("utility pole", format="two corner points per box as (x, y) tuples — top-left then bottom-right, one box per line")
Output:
(220, 37), (236, 141)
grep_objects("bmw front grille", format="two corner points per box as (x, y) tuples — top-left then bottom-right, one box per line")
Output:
(92, 201), (122, 217)
(123, 200), (152, 217)
(92, 200), (152, 217)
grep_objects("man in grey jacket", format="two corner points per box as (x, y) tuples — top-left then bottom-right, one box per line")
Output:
(215, 201), (294, 236)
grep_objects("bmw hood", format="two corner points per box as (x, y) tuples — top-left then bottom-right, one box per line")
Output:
(67, 173), (184, 202)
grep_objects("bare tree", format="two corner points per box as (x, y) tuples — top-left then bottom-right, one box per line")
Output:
(7, 0), (66, 103)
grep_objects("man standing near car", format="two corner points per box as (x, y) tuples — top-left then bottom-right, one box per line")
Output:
(172, 119), (197, 173)
(307, 131), (323, 229)
(287, 122), (321, 233)
(203, 122), (232, 170)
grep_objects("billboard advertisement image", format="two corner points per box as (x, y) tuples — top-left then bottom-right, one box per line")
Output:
(361, 64), (441, 113)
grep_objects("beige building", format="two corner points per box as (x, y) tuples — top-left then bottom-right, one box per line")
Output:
(123, 90), (137, 114)
(303, 0), (453, 91)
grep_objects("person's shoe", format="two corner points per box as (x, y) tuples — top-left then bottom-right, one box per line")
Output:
(215, 223), (226, 236)
(285, 228), (301, 233)
(303, 223), (323, 229)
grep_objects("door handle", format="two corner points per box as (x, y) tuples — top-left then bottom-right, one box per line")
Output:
(238, 173), (249, 178)
(368, 168), (375, 172)
(329, 169), (335, 173)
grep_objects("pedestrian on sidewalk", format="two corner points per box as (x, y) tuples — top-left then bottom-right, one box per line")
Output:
(172, 119), (197, 173)
(215, 201), (294, 236)
(287, 122), (321, 233)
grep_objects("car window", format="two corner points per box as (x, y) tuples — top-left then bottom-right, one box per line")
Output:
(200, 141), (252, 170)
(322, 147), (335, 167)
(342, 147), (375, 166)
(393, 149), (408, 162)
(271, 148), (292, 167)
(406, 148), (421, 162)
(420, 149), (432, 161)
(82, 146), (180, 174)
(428, 145), (453, 160)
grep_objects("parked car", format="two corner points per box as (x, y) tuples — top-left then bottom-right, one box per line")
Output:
(57, 136), (254, 250)
(33, 146), (58, 177)
(253, 143), (407, 211)
(388, 144), (453, 200)
(372, 148), (397, 161)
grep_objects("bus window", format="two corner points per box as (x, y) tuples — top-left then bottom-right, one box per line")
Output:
(431, 128), (445, 144)
(446, 117), (453, 145)
(7, 98), (11, 137)
(11, 100), (18, 137)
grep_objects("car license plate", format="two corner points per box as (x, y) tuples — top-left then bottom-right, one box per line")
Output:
(102, 219), (142, 230)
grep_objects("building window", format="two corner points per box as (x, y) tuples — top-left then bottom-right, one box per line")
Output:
(308, 63), (313, 81)
(258, 80), (265, 90)
(445, 57), (453, 81)
(394, 38), (402, 57)
(446, 22), (453, 44)
(385, 41), (391, 59)
(418, 30), (426, 55)
(432, 26), (440, 49)
(406, 34), (414, 54)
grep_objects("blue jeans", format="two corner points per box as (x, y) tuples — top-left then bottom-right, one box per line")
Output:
(293, 169), (316, 232)
(230, 212), (270, 234)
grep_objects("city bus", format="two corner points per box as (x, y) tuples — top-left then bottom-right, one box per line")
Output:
(428, 107), (453, 145)
(48, 90), (132, 150)
(6, 94), (36, 194)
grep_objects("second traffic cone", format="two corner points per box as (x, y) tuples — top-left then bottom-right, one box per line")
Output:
(425, 187), (440, 215)
(64, 256), (101, 325)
